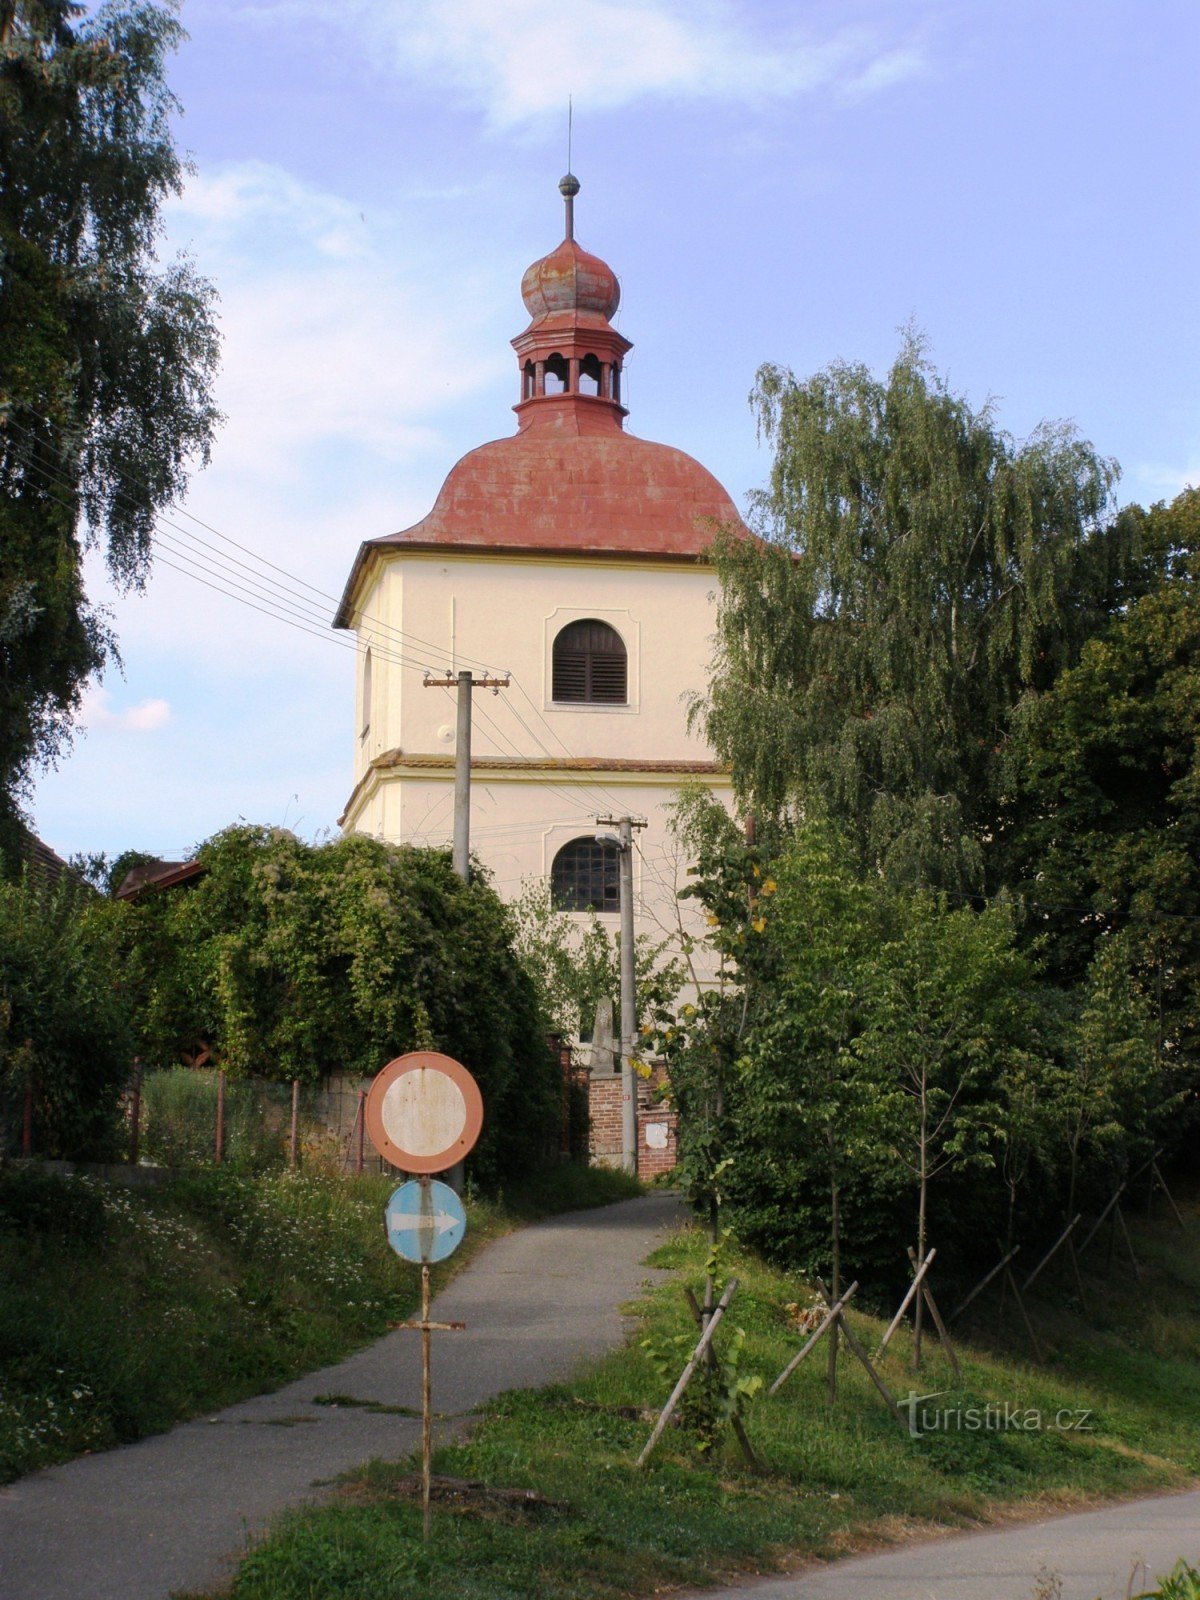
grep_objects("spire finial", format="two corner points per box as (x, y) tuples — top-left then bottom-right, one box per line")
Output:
(559, 170), (579, 241)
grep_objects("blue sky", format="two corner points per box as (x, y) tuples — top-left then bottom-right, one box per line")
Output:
(31, 0), (1200, 864)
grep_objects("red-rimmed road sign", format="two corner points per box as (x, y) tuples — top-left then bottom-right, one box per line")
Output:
(364, 1051), (483, 1174)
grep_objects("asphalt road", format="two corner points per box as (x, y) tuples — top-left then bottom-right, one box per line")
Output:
(689, 1490), (1200, 1600)
(0, 1190), (684, 1600)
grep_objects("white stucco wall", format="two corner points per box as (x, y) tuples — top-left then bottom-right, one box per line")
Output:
(340, 549), (736, 993)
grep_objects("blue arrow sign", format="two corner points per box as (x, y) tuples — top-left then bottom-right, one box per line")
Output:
(385, 1179), (467, 1265)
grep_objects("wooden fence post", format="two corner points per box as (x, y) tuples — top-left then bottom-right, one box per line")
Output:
(129, 1060), (142, 1165)
(22, 1071), (33, 1158)
(215, 1070), (226, 1165)
(289, 1079), (300, 1170)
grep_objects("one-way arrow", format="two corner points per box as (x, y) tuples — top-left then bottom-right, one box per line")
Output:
(389, 1207), (461, 1236)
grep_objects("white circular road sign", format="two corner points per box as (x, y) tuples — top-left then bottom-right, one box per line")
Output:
(364, 1052), (483, 1174)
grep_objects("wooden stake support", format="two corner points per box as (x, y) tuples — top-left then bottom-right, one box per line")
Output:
(814, 1276), (905, 1428)
(215, 1069), (226, 1165)
(770, 1281), (859, 1396)
(289, 1078), (300, 1170)
(1078, 1182), (1128, 1255)
(683, 1287), (760, 1469)
(949, 1245), (1020, 1324)
(1152, 1160), (1187, 1231)
(948, 1241), (1042, 1361)
(637, 1279), (737, 1467)
(1021, 1213), (1082, 1294)
(1007, 1261), (1044, 1362)
(1115, 1202), (1142, 1283)
(906, 1246), (961, 1383)
(987, 1238), (1045, 1363)
(876, 1250), (935, 1359)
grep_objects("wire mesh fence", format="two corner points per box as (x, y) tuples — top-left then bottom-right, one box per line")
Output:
(4, 1044), (588, 1174)
(0, 1066), (391, 1175)
(132, 1068), (395, 1174)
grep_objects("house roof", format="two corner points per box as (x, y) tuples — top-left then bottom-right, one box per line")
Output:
(114, 858), (207, 900)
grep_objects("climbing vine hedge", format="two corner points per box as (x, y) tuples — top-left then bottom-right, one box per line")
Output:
(122, 827), (561, 1186)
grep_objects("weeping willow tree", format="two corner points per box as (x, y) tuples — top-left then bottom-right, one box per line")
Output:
(0, 1), (220, 865)
(698, 333), (1122, 891)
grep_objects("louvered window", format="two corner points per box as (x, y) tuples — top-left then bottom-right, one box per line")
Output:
(551, 837), (620, 913)
(552, 620), (627, 704)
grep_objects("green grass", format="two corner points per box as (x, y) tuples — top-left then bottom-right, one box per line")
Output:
(0, 1159), (640, 1483)
(193, 1198), (1200, 1600)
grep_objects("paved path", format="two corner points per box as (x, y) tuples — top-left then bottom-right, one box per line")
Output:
(0, 1191), (683, 1600)
(692, 1489), (1200, 1600)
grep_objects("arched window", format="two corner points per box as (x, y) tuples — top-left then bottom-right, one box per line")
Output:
(551, 836), (620, 913)
(552, 619), (627, 704)
(579, 353), (602, 396)
(544, 353), (569, 394)
(523, 360), (536, 399)
(360, 646), (372, 740)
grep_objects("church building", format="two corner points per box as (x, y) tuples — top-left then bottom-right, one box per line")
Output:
(334, 176), (744, 994)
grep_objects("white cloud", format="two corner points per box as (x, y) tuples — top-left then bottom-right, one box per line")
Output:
(428, 2), (926, 124)
(167, 163), (508, 478)
(1128, 455), (1200, 506)
(81, 687), (172, 734)
(232, 0), (926, 126)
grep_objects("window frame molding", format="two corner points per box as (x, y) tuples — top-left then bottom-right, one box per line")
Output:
(543, 606), (639, 715)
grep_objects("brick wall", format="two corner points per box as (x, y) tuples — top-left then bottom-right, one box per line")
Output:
(588, 1076), (624, 1165)
(636, 1104), (679, 1179)
(587, 1068), (678, 1180)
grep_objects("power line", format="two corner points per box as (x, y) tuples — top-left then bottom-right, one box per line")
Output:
(7, 415), (507, 676)
(16, 445), (448, 680)
(10, 414), (655, 822)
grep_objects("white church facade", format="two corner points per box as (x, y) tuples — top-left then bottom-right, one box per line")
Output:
(334, 176), (744, 985)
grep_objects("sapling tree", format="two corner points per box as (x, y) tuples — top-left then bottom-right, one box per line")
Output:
(735, 820), (889, 1399)
(1046, 931), (1165, 1221)
(857, 896), (1036, 1361)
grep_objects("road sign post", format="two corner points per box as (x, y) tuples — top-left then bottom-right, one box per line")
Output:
(366, 1053), (483, 1540)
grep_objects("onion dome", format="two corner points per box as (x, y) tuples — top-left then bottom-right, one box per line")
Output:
(519, 174), (621, 322)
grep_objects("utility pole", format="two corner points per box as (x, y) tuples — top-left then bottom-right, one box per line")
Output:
(423, 667), (509, 1197)
(596, 814), (647, 1175)
(422, 670), (510, 881)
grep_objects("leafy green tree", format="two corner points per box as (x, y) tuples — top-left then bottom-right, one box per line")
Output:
(697, 332), (1120, 892)
(855, 895), (1040, 1355)
(510, 879), (682, 1045)
(736, 821), (891, 1395)
(663, 801), (1064, 1287)
(1005, 488), (1200, 1081)
(0, 0), (219, 862)
(1044, 932), (1167, 1220)
(0, 872), (131, 1157)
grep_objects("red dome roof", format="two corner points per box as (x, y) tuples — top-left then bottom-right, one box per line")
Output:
(362, 402), (740, 565)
